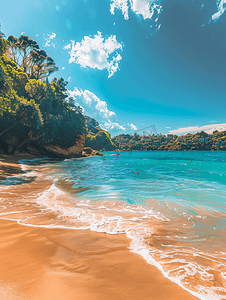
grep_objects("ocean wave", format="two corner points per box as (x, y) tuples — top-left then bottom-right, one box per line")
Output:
(1, 153), (226, 300)
(0, 177), (226, 299)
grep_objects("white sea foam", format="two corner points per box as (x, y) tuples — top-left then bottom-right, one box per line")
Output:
(8, 183), (222, 300)
(1, 162), (226, 300)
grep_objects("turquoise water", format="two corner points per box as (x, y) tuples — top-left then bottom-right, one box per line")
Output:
(55, 151), (226, 299)
(1, 151), (226, 299)
(60, 151), (226, 213)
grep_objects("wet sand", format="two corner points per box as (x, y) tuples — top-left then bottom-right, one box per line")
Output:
(0, 154), (37, 181)
(0, 219), (198, 300)
(0, 157), (198, 300)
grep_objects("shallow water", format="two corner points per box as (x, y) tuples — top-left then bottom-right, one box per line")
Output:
(0, 151), (226, 299)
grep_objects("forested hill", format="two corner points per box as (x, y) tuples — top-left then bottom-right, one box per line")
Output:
(0, 26), (86, 158)
(84, 116), (116, 151)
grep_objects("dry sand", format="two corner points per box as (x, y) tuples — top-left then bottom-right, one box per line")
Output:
(0, 157), (198, 300)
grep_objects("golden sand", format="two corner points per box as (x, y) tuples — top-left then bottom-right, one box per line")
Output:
(0, 219), (199, 300)
(0, 157), (198, 300)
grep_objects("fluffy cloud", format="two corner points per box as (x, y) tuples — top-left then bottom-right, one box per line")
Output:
(64, 32), (123, 78)
(168, 123), (226, 135)
(110, 0), (130, 19)
(211, 0), (226, 21)
(64, 43), (71, 50)
(104, 120), (126, 131)
(128, 123), (137, 130)
(110, 0), (162, 21)
(44, 33), (56, 47)
(68, 88), (125, 132)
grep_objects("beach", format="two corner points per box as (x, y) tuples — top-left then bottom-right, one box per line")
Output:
(0, 156), (200, 300)
(0, 220), (198, 300)
(1, 2), (226, 298)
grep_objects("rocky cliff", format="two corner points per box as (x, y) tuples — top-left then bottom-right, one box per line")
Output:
(0, 122), (87, 158)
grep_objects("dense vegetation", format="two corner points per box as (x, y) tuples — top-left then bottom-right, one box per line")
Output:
(0, 25), (85, 155)
(84, 116), (116, 151)
(112, 130), (226, 151)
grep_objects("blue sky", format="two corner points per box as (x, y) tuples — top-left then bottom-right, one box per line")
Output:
(1, 0), (226, 136)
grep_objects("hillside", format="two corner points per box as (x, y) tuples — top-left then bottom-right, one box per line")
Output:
(84, 116), (116, 151)
(0, 30), (86, 158)
(112, 130), (226, 151)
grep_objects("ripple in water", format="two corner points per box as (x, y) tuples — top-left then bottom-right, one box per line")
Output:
(1, 151), (226, 300)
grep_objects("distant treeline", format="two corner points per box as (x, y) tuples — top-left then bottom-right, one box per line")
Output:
(112, 131), (226, 151)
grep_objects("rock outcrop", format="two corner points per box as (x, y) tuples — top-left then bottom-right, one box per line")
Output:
(25, 134), (87, 158)
(0, 122), (87, 158)
(82, 147), (104, 157)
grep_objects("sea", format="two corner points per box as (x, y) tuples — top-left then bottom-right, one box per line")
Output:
(0, 151), (226, 299)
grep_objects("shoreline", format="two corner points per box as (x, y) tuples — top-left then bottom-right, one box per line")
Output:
(0, 155), (200, 300)
(0, 154), (39, 181)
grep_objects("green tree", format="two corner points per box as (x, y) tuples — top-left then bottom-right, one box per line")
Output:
(0, 27), (8, 93)
(0, 24), (5, 38)
(7, 35), (39, 71)
(28, 49), (58, 80)
(7, 35), (58, 81)
(0, 28), (85, 154)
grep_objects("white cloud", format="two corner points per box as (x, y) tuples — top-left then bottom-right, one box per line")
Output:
(156, 24), (161, 31)
(44, 32), (56, 47)
(104, 120), (126, 131)
(130, 0), (161, 20)
(128, 123), (137, 130)
(68, 88), (125, 132)
(110, 0), (162, 21)
(64, 43), (71, 50)
(62, 67), (65, 70)
(110, 0), (129, 20)
(211, 0), (226, 22)
(168, 123), (226, 135)
(64, 31), (123, 78)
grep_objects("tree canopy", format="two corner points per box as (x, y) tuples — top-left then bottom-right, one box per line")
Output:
(7, 35), (58, 80)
